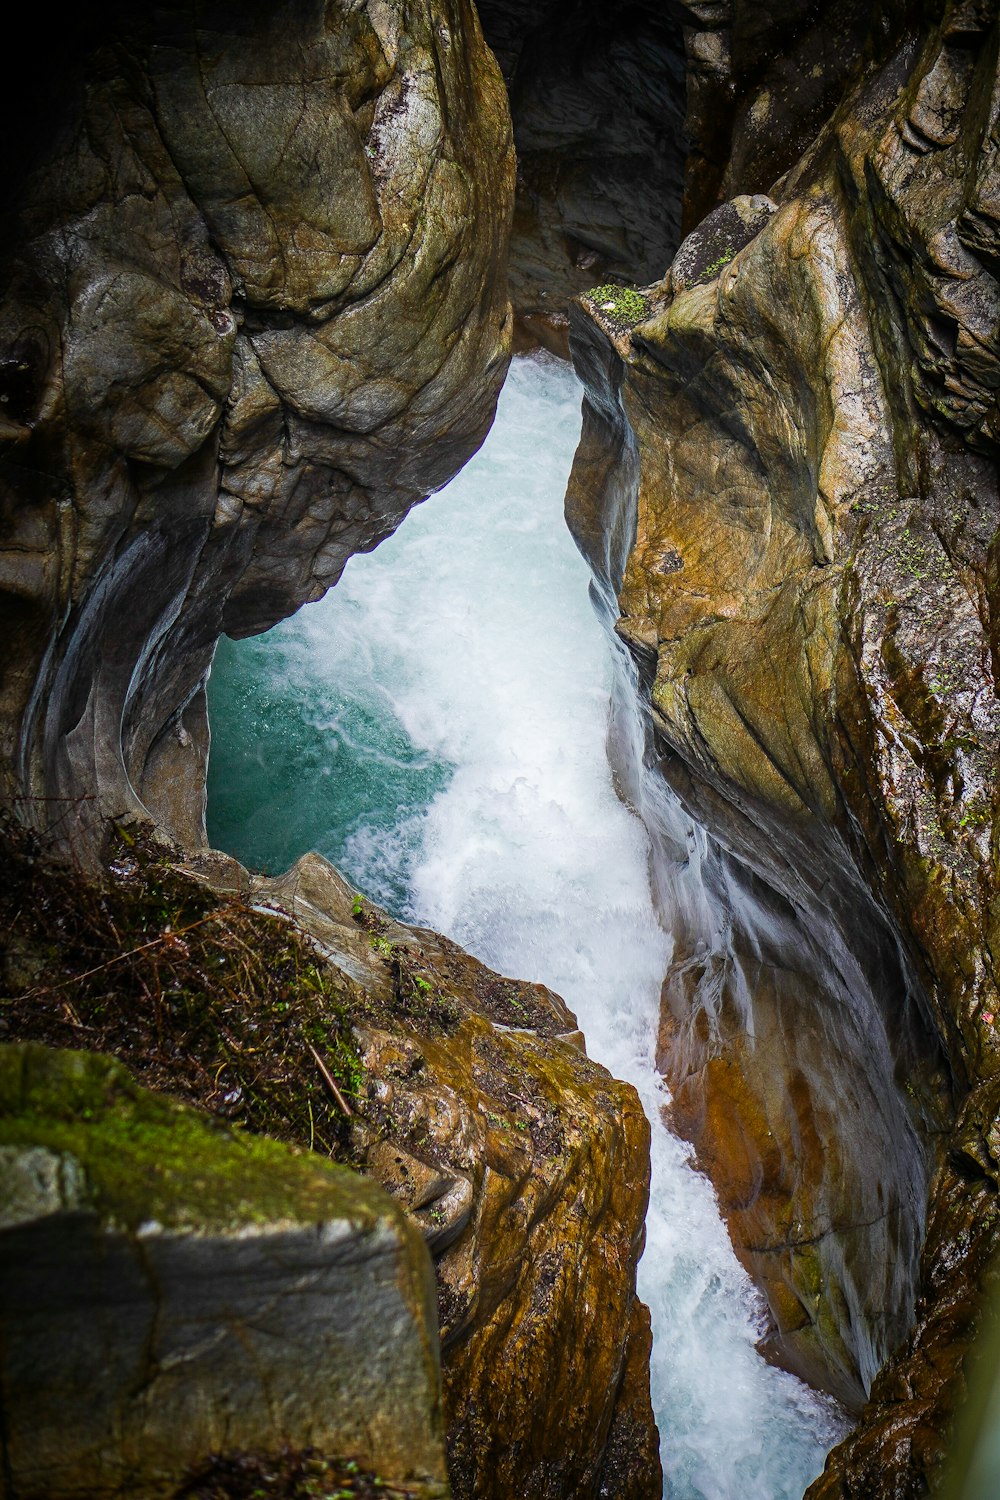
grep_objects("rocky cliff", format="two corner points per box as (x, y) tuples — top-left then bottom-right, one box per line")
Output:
(0, 6), (661, 1495)
(0, 1041), (450, 1500)
(0, 0), (513, 851)
(1, 820), (659, 1498)
(566, 0), (1000, 1486)
(6, 0), (1000, 1495)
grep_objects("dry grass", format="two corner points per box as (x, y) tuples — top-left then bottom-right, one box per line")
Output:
(0, 811), (364, 1159)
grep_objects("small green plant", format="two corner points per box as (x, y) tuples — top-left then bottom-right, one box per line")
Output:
(585, 282), (649, 330)
(362, 926), (460, 1033)
(697, 245), (736, 282)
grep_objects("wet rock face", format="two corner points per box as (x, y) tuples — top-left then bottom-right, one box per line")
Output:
(249, 851), (661, 1500)
(476, 0), (688, 354)
(806, 1075), (1000, 1498)
(0, 0), (513, 850)
(0, 1043), (449, 1500)
(568, 0), (1000, 1453)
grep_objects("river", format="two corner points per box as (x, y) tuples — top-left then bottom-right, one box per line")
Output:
(207, 352), (846, 1499)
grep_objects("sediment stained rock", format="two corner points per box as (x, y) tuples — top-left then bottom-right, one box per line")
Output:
(568, 0), (1000, 1475)
(0, 0), (514, 850)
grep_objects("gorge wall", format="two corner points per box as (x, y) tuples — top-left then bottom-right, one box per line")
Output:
(474, 0), (688, 357)
(0, 0), (513, 852)
(562, 0), (1000, 1488)
(4, 0), (1000, 1496)
(0, 5), (660, 1496)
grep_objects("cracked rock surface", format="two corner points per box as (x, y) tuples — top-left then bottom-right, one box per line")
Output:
(0, 0), (513, 851)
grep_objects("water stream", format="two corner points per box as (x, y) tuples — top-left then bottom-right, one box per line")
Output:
(207, 353), (847, 1498)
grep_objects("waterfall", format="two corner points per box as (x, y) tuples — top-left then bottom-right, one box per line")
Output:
(207, 352), (847, 1498)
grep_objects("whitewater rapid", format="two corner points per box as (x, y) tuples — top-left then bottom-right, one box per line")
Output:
(207, 353), (847, 1498)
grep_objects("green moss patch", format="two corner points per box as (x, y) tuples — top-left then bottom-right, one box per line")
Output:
(0, 1042), (375, 1232)
(585, 283), (650, 331)
(0, 817), (363, 1160)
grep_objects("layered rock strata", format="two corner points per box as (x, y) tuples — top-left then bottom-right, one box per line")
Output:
(568, 0), (1000, 1478)
(0, 0), (513, 851)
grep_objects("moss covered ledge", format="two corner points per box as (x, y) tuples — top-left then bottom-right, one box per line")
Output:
(0, 1042), (449, 1500)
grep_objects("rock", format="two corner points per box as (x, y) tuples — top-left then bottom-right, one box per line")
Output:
(256, 851), (662, 1500)
(0, 1041), (449, 1500)
(1, 824), (662, 1500)
(667, 194), (776, 294)
(0, 0), (514, 854)
(807, 1076), (1000, 1498)
(568, 0), (1000, 1472)
(677, 0), (908, 228)
(476, 0), (688, 349)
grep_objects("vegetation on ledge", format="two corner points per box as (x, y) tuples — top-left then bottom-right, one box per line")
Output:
(0, 814), (364, 1160)
(177, 1447), (429, 1500)
(584, 282), (650, 330)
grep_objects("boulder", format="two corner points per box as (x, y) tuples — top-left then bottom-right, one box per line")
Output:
(0, 1041), (448, 1499)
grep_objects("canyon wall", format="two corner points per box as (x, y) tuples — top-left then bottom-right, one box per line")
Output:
(0, 0), (513, 851)
(0, 6), (661, 1496)
(475, 0), (688, 355)
(6, 0), (1000, 1494)
(567, 0), (1000, 1484)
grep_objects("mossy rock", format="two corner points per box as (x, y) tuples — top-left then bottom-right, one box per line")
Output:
(584, 282), (650, 331)
(0, 1043), (449, 1500)
(0, 1043), (375, 1233)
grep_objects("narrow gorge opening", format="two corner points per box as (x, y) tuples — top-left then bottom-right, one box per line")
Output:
(206, 353), (847, 1497)
(5, 2), (998, 1496)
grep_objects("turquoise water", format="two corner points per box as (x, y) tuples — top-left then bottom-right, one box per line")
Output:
(207, 354), (847, 1499)
(208, 628), (452, 912)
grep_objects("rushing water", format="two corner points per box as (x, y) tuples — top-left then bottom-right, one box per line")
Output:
(207, 354), (847, 1498)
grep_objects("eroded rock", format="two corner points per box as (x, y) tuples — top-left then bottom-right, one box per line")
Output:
(253, 850), (661, 1500)
(568, 0), (1000, 1471)
(0, 0), (514, 852)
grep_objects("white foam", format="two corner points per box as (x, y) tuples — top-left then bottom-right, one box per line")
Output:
(232, 354), (848, 1496)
